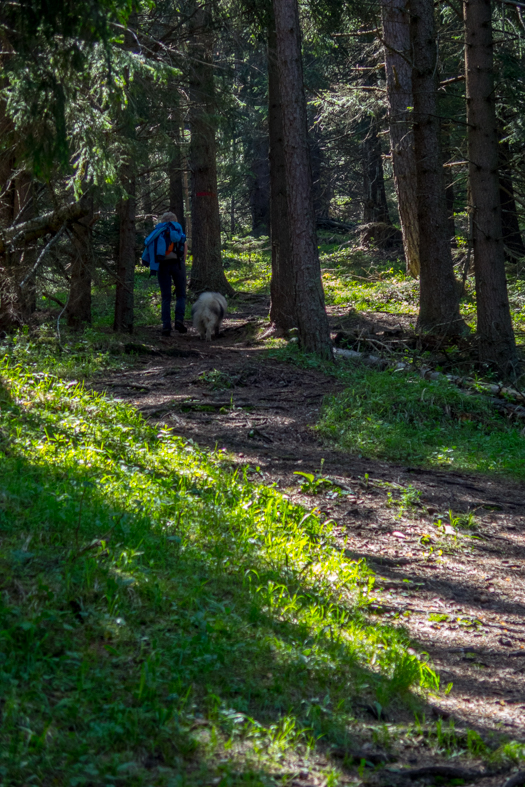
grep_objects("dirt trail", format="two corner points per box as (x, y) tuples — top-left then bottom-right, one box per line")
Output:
(95, 299), (525, 745)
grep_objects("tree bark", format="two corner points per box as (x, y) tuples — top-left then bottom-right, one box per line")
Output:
(464, 0), (518, 376)
(0, 200), (90, 254)
(362, 117), (391, 225)
(67, 201), (94, 329)
(498, 135), (525, 260)
(268, 19), (295, 329)
(0, 165), (39, 327)
(271, 0), (331, 358)
(441, 127), (457, 247)
(381, 0), (420, 277)
(188, 2), (233, 295)
(410, 0), (465, 335)
(168, 108), (186, 232)
(248, 133), (270, 237)
(113, 177), (136, 333)
(142, 170), (154, 235)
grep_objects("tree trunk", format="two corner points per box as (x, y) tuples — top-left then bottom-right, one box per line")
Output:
(248, 133), (270, 237)
(0, 83), (37, 327)
(362, 117), (391, 225)
(67, 199), (94, 329)
(183, 146), (192, 249)
(441, 127), (457, 248)
(498, 135), (525, 260)
(0, 169), (38, 328)
(268, 19), (295, 329)
(309, 118), (331, 220)
(272, 0), (331, 358)
(464, 0), (518, 376)
(168, 109), (186, 232)
(381, 0), (420, 277)
(142, 170), (154, 235)
(188, 2), (233, 295)
(410, 0), (465, 335)
(113, 178), (136, 333)
(113, 19), (137, 333)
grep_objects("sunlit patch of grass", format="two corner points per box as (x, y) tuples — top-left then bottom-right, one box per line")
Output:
(0, 359), (444, 784)
(318, 245), (419, 314)
(223, 236), (272, 295)
(0, 327), (130, 379)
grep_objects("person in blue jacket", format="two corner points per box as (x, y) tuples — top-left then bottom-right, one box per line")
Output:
(142, 211), (188, 336)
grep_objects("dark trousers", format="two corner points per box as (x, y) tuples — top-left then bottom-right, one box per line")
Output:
(157, 259), (186, 328)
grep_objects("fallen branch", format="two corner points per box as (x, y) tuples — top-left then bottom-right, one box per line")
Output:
(334, 347), (525, 414)
(0, 201), (90, 255)
(503, 772), (525, 787)
(42, 291), (66, 308)
(316, 217), (357, 233)
(397, 765), (487, 781)
(333, 347), (389, 369)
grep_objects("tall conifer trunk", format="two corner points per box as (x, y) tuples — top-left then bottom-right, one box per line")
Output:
(268, 17), (295, 329)
(67, 199), (94, 329)
(188, 2), (232, 295)
(362, 118), (390, 225)
(168, 109), (185, 232)
(464, 0), (518, 375)
(142, 170), (154, 236)
(113, 20), (137, 333)
(271, 0), (331, 358)
(113, 179), (136, 333)
(381, 0), (419, 277)
(410, 0), (465, 335)
(248, 133), (270, 237)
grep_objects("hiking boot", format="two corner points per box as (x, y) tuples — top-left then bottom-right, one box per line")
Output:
(175, 321), (188, 334)
(161, 326), (171, 337)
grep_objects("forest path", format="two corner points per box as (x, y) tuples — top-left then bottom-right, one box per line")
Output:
(94, 297), (525, 750)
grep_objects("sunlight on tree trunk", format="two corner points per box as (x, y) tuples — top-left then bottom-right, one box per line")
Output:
(410, 0), (465, 336)
(381, 0), (420, 278)
(188, 1), (233, 296)
(272, 0), (331, 358)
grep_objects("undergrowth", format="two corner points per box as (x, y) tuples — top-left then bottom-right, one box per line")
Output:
(0, 360), (443, 785)
(321, 366), (525, 478)
(269, 345), (525, 480)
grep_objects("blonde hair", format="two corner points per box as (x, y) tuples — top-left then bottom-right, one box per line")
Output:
(160, 211), (178, 223)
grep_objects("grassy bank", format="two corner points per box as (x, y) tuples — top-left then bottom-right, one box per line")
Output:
(320, 364), (525, 479)
(268, 346), (525, 481)
(0, 360), (444, 785)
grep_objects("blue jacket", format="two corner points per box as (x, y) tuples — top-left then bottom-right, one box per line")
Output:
(142, 221), (186, 272)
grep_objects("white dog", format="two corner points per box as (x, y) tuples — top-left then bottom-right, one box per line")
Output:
(191, 292), (227, 341)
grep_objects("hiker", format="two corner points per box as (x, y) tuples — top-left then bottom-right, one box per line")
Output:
(142, 211), (188, 336)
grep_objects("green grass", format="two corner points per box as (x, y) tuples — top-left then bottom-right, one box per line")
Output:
(0, 360), (446, 785)
(319, 363), (525, 479)
(268, 344), (525, 480)
(318, 247), (419, 315)
(223, 237), (272, 295)
(0, 328), (130, 379)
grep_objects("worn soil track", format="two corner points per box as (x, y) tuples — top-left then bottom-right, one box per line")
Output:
(95, 298), (525, 764)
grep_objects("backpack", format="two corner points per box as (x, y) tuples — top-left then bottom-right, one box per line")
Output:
(164, 231), (185, 263)
(142, 221), (186, 272)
